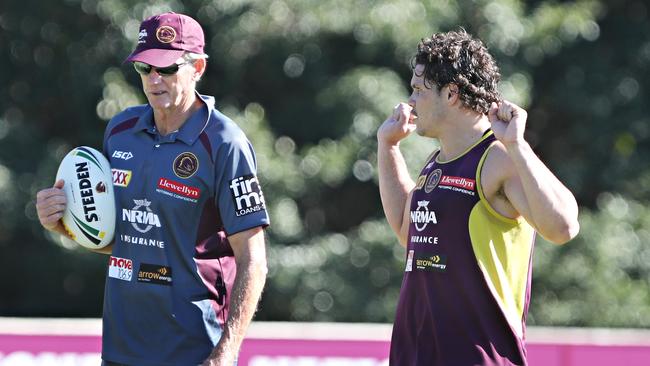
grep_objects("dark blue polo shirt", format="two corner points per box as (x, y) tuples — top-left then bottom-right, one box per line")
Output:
(101, 94), (269, 366)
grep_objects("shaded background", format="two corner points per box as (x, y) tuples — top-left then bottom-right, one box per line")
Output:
(0, 0), (649, 327)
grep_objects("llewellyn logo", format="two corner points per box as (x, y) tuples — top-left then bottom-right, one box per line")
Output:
(157, 177), (200, 199)
(440, 176), (475, 190)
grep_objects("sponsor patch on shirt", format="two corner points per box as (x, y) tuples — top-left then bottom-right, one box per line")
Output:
(112, 169), (132, 187)
(173, 152), (199, 179)
(108, 256), (133, 281)
(405, 250), (415, 272)
(122, 199), (161, 234)
(414, 252), (447, 272)
(410, 200), (437, 232)
(415, 175), (426, 190)
(112, 150), (133, 160)
(137, 263), (172, 285)
(156, 177), (201, 203)
(229, 174), (266, 217)
(438, 175), (476, 196)
(424, 169), (442, 193)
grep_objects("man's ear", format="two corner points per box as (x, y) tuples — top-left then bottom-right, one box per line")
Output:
(445, 83), (459, 104)
(193, 58), (207, 81)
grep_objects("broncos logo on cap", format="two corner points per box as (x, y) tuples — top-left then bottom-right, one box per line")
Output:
(156, 26), (176, 43)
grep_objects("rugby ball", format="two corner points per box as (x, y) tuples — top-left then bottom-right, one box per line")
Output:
(55, 146), (115, 249)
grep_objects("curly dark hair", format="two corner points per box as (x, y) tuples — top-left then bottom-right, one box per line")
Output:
(413, 29), (501, 114)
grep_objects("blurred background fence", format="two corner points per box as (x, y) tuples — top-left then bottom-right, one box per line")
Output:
(0, 0), (649, 335)
(2, 318), (650, 366)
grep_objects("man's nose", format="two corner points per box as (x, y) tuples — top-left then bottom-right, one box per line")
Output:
(407, 97), (416, 107)
(147, 71), (163, 83)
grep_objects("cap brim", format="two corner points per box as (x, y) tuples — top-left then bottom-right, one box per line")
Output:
(124, 49), (185, 67)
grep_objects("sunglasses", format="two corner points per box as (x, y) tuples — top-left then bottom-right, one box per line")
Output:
(133, 61), (192, 76)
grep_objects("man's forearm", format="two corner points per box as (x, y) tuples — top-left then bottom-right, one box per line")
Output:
(378, 142), (415, 239)
(505, 141), (579, 243)
(208, 254), (267, 365)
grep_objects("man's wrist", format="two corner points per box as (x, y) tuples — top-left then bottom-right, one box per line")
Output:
(378, 139), (401, 149)
(503, 138), (530, 153)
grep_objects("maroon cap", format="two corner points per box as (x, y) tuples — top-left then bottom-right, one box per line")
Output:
(125, 12), (205, 67)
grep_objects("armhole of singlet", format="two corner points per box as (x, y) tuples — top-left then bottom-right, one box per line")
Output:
(475, 143), (523, 225)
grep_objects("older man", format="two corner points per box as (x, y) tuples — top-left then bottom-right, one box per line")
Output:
(36, 12), (269, 366)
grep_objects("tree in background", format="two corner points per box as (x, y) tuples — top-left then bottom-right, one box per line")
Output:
(0, 0), (648, 326)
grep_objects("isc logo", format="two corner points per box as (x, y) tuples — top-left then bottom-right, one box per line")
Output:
(112, 150), (134, 160)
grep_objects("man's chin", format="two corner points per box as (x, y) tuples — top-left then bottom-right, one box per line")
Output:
(415, 127), (437, 139)
(149, 99), (172, 110)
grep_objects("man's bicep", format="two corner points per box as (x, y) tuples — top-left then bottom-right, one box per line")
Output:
(502, 172), (537, 228)
(228, 226), (266, 261)
(483, 145), (530, 221)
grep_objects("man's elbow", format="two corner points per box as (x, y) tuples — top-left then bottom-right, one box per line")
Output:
(545, 219), (580, 245)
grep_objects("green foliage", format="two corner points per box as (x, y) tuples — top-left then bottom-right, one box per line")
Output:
(1, 0), (648, 328)
(531, 192), (650, 327)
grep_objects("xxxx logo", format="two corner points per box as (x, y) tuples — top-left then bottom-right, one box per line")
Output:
(112, 169), (132, 187)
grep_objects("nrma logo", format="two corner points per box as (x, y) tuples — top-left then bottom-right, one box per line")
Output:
(410, 200), (437, 232)
(122, 199), (161, 233)
(229, 175), (266, 217)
